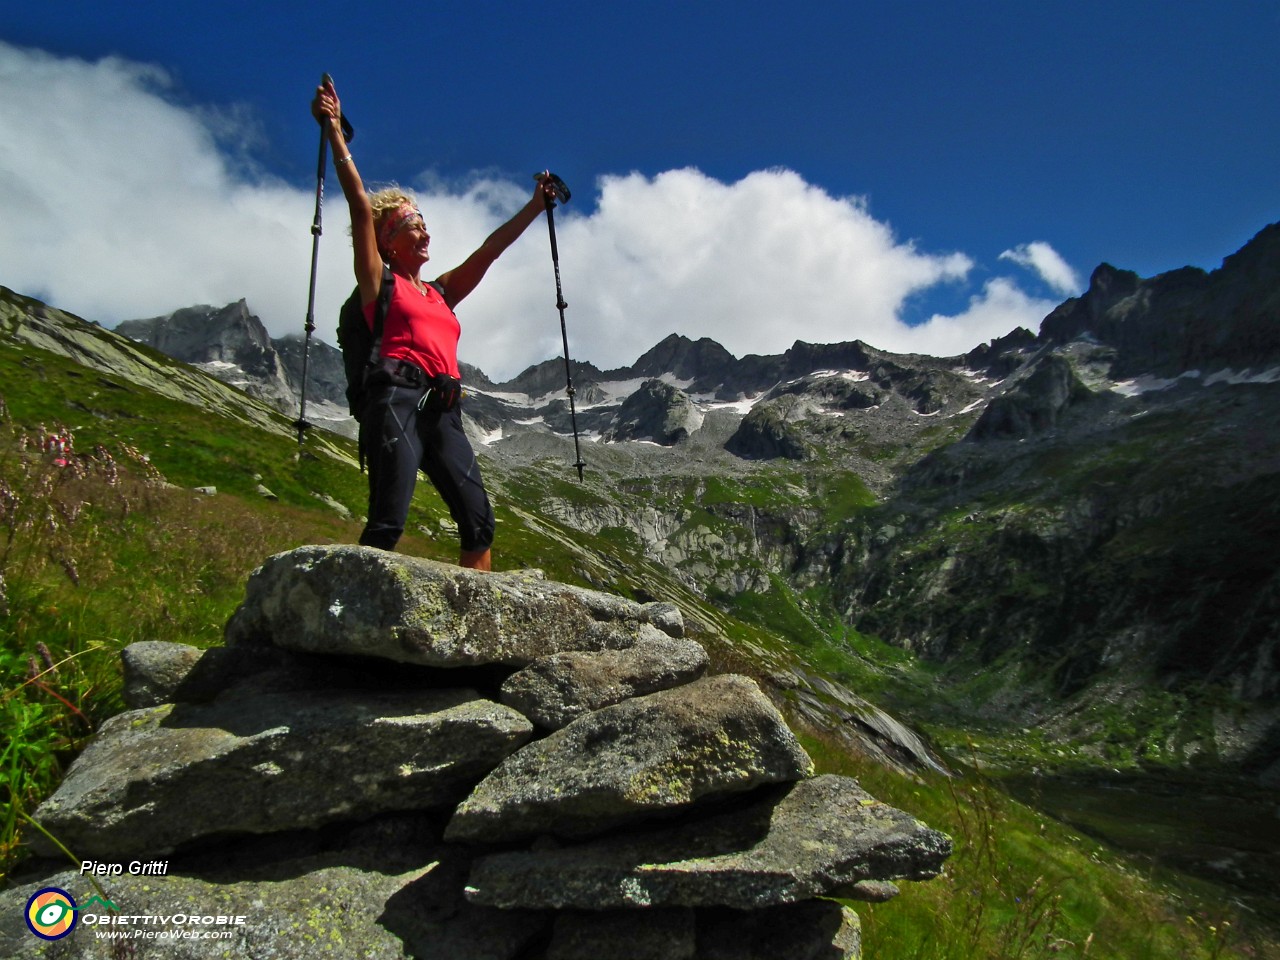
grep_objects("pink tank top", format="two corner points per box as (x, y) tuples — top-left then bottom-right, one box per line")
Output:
(364, 274), (462, 379)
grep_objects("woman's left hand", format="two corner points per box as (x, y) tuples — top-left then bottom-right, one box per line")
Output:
(311, 77), (342, 126)
(533, 170), (559, 206)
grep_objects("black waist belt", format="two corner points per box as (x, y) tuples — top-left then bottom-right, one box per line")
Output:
(372, 357), (428, 387)
(368, 359), (462, 411)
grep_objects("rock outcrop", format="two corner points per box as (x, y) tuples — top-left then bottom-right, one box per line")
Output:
(6, 545), (950, 960)
(967, 354), (1096, 440)
(725, 401), (811, 460)
(114, 299), (355, 436)
(602, 378), (705, 444)
(116, 301), (298, 411)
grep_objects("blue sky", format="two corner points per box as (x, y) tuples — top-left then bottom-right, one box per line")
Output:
(2, 1), (1277, 381)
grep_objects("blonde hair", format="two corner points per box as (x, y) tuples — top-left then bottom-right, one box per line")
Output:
(367, 186), (421, 255)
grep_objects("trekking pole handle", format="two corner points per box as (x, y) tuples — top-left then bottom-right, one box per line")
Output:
(319, 73), (355, 143)
(534, 172), (571, 206)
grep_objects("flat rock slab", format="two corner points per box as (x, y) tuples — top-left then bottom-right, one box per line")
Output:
(500, 634), (710, 729)
(446, 674), (813, 844)
(223, 544), (684, 667)
(464, 774), (952, 910)
(34, 689), (532, 858)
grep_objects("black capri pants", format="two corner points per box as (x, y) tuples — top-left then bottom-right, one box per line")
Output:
(357, 379), (495, 553)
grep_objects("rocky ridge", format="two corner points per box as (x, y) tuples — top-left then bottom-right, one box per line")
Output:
(109, 297), (1002, 478)
(3, 546), (950, 959)
(103, 225), (1280, 483)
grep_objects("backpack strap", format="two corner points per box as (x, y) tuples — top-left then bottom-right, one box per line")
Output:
(355, 265), (395, 475)
(369, 264), (394, 362)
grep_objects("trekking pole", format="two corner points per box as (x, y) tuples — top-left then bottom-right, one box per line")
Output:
(538, 172), (586, 481)
(295, 73), (354, 446)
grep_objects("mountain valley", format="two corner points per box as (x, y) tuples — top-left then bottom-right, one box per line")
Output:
(3, 222), (1278, 944)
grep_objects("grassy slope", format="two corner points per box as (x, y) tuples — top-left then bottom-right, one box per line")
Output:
(0, 338), (1268, 959)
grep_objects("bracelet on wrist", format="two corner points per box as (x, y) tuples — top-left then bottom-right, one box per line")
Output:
(336, 154), (354, 166)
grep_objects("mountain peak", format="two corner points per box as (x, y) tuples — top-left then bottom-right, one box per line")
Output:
(115, 300), (346, 420)
(631, 333), (738, 383)
(1038, 221), (1280, 378)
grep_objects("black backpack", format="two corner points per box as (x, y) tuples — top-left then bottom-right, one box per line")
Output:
(336, 266), (444, 418)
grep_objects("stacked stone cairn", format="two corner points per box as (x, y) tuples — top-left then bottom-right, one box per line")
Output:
(9, 545), (951, 959)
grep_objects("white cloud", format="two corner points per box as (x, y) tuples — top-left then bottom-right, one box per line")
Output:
(0, 41), (321, 332)
(905, 278), (1059, 355)
(999, 241), (1082, 296)
(0, 41), (1065, 383)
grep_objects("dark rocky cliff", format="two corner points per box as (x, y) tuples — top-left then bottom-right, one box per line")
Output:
(1039, 222), (1280, 378)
